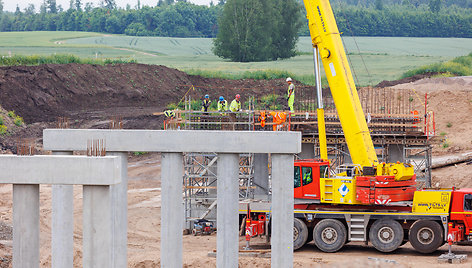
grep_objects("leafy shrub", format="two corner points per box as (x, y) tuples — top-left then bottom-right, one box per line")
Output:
(7, 111), (15, 118)
(14, 116), (24, 127)
(0, 125), (6, 135)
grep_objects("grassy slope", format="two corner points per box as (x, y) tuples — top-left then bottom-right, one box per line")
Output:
(1, 32), (472, 86)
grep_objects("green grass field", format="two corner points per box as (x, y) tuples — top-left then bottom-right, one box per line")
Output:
(1, 31), (471, 86)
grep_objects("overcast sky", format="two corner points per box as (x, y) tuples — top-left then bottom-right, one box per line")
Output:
(3, 0), (214, 12)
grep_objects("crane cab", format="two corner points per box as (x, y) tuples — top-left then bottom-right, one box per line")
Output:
(293, 159), (329, 200)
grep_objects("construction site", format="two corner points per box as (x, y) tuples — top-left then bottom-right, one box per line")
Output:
(0, 0), (472, 267)
(161, 85), (435, 229)
(0, 61), (470, 268)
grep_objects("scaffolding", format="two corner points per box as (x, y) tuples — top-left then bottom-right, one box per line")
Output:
(168, 87), (434, 226)
(182, 152), (255, 228)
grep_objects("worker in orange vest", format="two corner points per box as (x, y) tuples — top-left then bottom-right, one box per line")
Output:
(270, 111), (287, 131)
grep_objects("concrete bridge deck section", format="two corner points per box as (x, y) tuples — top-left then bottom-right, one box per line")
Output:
(43, 129), (301, 268)
(0, 155), (120, 184)
(0, 155), (122, 268)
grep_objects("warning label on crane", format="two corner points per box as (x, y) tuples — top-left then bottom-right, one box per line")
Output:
(338, 183), (349, 197)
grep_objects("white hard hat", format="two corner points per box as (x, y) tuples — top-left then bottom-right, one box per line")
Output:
(286, 77), (292, 82)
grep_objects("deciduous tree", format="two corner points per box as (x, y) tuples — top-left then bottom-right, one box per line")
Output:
(213, 0), (301, 62)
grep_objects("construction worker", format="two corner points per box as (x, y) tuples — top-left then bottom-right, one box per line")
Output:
(201, 94), (211, 114)
(270, 111), (287, 131)
(229, 94), (242, 112)
(217, 96), (228, 112)
(286, 77), (295, 113)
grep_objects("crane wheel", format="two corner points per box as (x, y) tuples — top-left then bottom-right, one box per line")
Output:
(369, 219), (403, 253)
(293, 218), (308, 250)
(409, 220), (443, 254)
(313, 219), (347, 253)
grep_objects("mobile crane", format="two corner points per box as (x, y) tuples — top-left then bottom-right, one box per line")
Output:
(242, 0), (472, 254)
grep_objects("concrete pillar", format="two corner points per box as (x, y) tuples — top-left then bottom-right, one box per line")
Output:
(253, 153), (269, 198)
(299, 143), (315, 159)
(13, 184), (40, 268)
(217, 153), (239, 268)
(51, 151), (74, 268)
(387, 144), (404, 163)
(83, 185), (112, 268)
(109, 152), (128, 268)
(271, 154), (294, 268)
(161, 153), (183, 268)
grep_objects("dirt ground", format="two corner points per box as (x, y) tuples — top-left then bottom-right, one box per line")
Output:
(0, 64), (471, 267)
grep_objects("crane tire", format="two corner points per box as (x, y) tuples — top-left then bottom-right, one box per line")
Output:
(313, 219), (347, 253)
(293, 218), (308, 250)
(409, 220), (443, 254)
(369, 219), (404, 253)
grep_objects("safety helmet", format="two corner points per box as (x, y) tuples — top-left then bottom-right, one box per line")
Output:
(219, 96), (224, 101)
(235, 94), (240, 99)
(205, 94), (209, 98)
(286, 77), (292, 82)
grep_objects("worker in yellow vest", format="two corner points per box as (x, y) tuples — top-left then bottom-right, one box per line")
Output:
(217, 96), (228, 114)
(229, 94), (242, 112)
(286, 77), (295, 113)
(201, 94), (212, 114)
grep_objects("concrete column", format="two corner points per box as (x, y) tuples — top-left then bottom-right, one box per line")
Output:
(271, 154), (294, 268)
(51, 151), (74, 268)
(387, 144), (404, 163)
(160, 153), (183, 268)
(13, 184), (40, 268)
(109, 152), (128, 268)
(253, 153), (269, 198)
(217, 153), (239, 268)
(83, 185), (112, 268)
(299, 143), (315, 159)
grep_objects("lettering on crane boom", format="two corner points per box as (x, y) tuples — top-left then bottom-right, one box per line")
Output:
(317, 6), (326, 33)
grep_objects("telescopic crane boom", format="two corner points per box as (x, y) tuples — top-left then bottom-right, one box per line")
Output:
(303, 0), (378, 167)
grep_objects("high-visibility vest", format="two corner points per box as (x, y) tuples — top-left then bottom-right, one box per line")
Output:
(259, 111), (266, 127)
(229, 99), (241, 112)
(287, 83), (295, 98)
(201, 99), (211, 112)
(164, 110), (175, 118)
(217, 100), (228, 111)
(270, 111), (287, 131)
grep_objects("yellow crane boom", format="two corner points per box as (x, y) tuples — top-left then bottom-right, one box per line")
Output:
(302, 0), (378, 167)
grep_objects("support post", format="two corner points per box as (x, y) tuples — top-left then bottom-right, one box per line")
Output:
(160, 153), (184, 268)
(271, 154), (294, 268)
(109, 152), (128, 268)
(13, 184), (40, 268)
(253, 153), (269, 198)
(83, 185), (113, 268)
(217, 153), (239, 268)
(51, 151), (73, 268)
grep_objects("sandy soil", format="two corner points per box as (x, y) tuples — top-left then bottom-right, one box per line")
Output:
(2, 153), (472, 268)
(1, 64), (472, 266)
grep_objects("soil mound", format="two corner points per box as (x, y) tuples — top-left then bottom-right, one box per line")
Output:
(376, 72), (437, 88)
(0, 64), (288, 124)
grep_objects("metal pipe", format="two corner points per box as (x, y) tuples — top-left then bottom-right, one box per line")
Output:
(314, 47), (323, 109)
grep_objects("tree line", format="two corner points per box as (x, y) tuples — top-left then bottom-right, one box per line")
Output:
(0, 1), (222, 37)
(327, 4), (472, 37)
